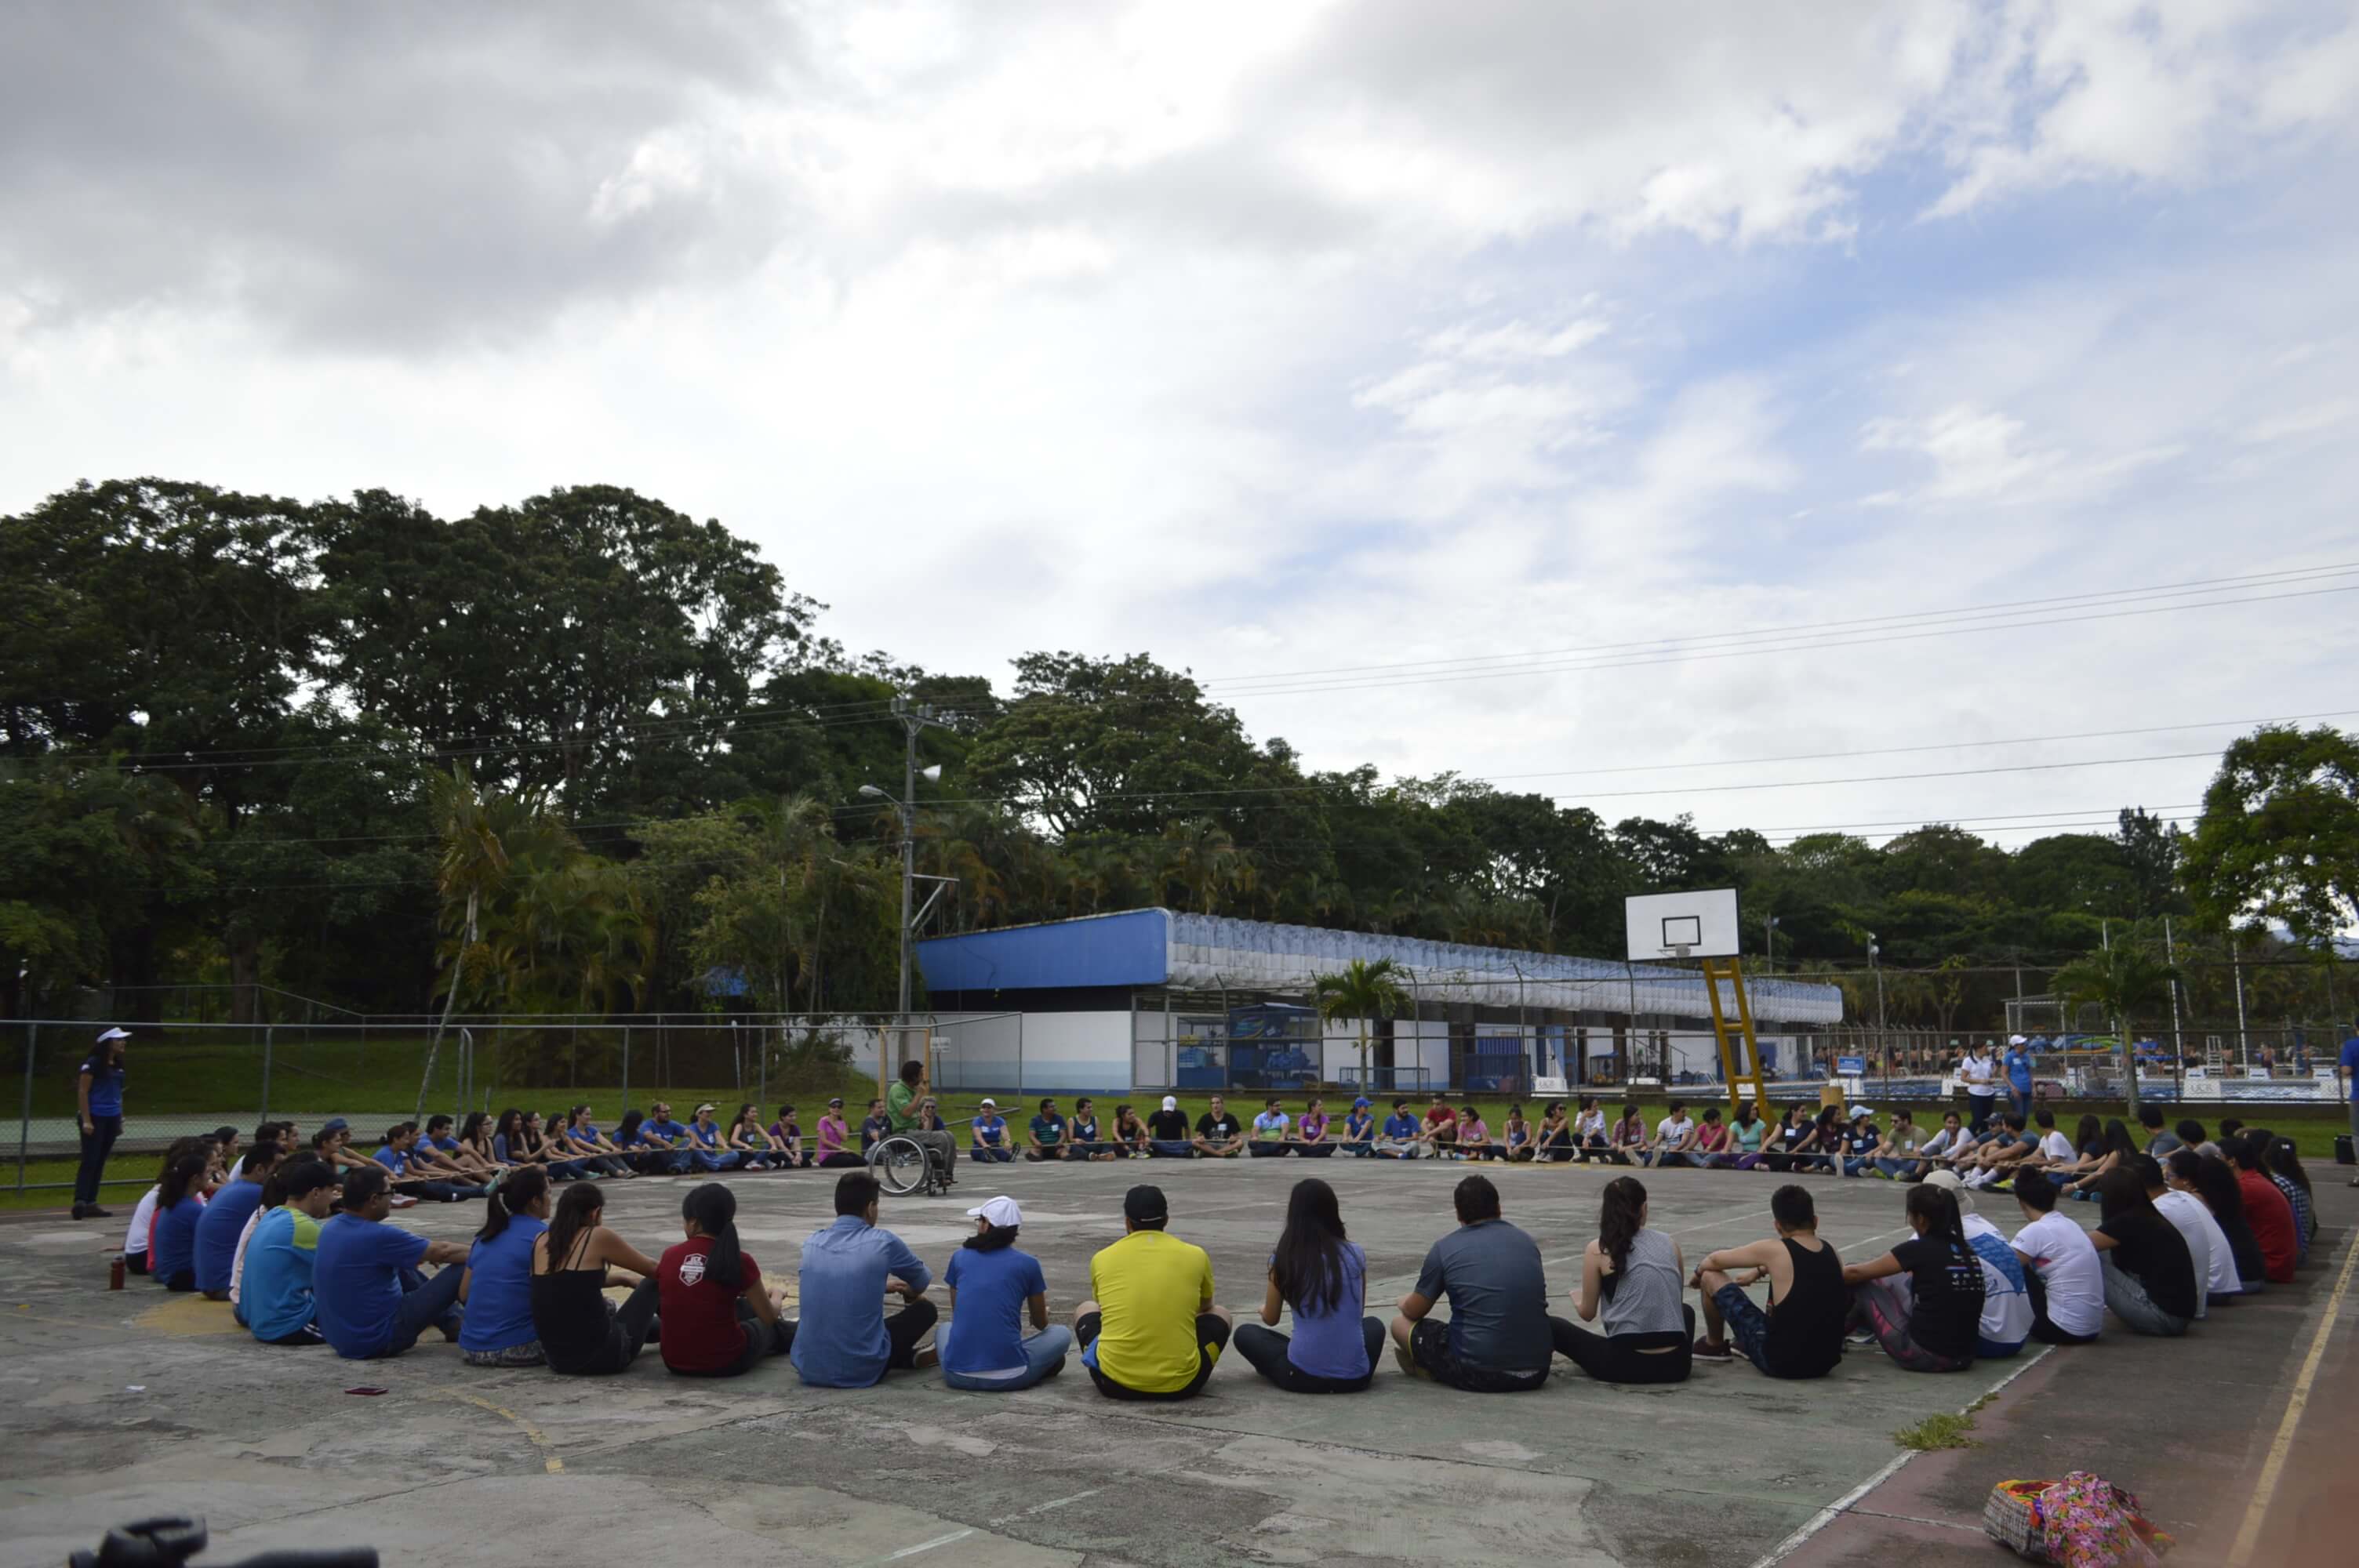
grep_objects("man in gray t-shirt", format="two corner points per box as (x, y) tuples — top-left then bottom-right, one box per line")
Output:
(1391, 1174), (1564, 1391)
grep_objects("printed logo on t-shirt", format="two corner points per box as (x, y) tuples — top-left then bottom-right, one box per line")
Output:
(678, 1251), (706, 1287)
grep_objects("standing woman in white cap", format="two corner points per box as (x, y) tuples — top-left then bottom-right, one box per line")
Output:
(941, 1196), (1071, 1391)
(73, 1028), (131, 1219)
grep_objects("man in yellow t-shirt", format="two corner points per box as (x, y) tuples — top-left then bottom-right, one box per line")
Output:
(1073, 1185), (1232, 1399)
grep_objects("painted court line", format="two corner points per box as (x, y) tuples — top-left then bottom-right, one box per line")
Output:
(1745, 1346), (2054, 1568)
(2225, 1221), (2359, 1566)
(431, 1388), (565, 1473)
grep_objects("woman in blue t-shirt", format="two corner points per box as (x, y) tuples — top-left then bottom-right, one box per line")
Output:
(460, 1167), (552, 1366)
(150, 1148), (213, 1292)
(73, 1028), (130, 1220)
(1232, 1178), (1383, 1392)
(940, 1195), (1070, 1391)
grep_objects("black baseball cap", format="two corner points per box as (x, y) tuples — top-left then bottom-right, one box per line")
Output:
(1122, 1185), (1169, 1225)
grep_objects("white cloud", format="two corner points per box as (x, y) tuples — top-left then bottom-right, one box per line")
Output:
(2, 0), (2356, 845)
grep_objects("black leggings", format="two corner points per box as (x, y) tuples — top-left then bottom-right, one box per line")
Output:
(75, 1114), (122, 1205)
(549, 1279), (663, 1375)
(883, 1298), (940, 1370)
(1233, 1319), (1384, 1392)
(2026, 1272), (2099, 1345)
(1552, 1307), (1696, 1384)
(1077, 1310), (1230, 1400)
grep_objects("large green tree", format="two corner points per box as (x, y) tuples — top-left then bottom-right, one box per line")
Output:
(2183, 725), (2359, 945)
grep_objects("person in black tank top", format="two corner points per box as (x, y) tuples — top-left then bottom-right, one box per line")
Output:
(530, 1185), (664, 1375)
(1690, 1184), (1845, 1377)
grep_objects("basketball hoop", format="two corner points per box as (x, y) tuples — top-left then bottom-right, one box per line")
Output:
(1664, 944), (1694, 961)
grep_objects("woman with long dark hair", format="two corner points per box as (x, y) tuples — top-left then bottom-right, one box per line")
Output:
(1839, 1183), (1984, 1371)
(658, 1182), (794, 1376)
(1111, 1102), (1150, 1157)
(72, 1028), (130, 1219)
(529, 1181), (664, 1374)
(150, 1148), (214, 1292)
(2256, 1131), (2317, 1256)
(2171, 1149), (2261, 1296)
(940, 1195), (1071, 1390)
(1553, 1176), (1692, 1383)
(460, 1167), (554, 1366)
(1764, 1105), (1819, 1174)
(2087, 1170), (2196, 1336)
(1725, 1101), (1768, 1171)
(1535, 1102), (1572, 1162)
(2064, 1119), (2137, 1200)
(1233, 1178), (1384, 1392)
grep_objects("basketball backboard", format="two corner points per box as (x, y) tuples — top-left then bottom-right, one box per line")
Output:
(1624, 887), (1740, 960)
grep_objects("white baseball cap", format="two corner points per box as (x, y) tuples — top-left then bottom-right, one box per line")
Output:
(965, 1195), (1022, 1229)
(1921, 1167), (1975, 1211)
(96, 1028), (130, 1043)
(1161, 1095), (1179, 1112)
(2008, 1034), (2027, 1045)
(978, 1097), (997, 1108)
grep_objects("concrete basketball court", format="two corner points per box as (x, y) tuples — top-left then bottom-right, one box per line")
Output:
(1, 1155), (2350, 1567)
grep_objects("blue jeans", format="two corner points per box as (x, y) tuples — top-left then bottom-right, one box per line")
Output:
(969, 1145), (1015, 1163)
(691, 1150), (746, 1172)
(941, 1326), (1073, 1392)
(341, 1264), (464, 1359)
(1842, 1157), (1872, 1177)
(1873, 1158), (1915, 1178)
(2009, 1089), (2034, 1123)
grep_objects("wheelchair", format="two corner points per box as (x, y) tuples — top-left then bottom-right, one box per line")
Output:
(871, 1131), (954, 1196)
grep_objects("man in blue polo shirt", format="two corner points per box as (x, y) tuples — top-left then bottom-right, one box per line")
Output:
(1379, 1100), (1424, 1159)
(970, 1099), (1014, 1163)
(312, 1166), (469, 1358)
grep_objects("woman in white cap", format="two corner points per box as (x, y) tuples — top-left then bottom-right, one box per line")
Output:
(73, 1027), (132, 1219)
(940, 1196), (1071, 1392)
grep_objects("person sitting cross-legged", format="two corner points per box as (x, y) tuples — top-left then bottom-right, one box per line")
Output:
(1421, 1095), (1461, 1160)
(1688, 1184), (1847, 1379)
(792, 1171), (938, 1386)
(1074, 1185), (1233, 1400)
(313, 1165), (469, 1359)
(1552, 1177), (1693, 1385)
(1234, 1178), (1384, 1393)
(2009, 1170), (2104, 1345)
(1391, 1174), (1568, 1392)
(814, 1098), (863, 1167)
(1376, 1099), (1424, 1160)
(195, 1138), (282, 1300)
(1068, 1098), (1114, 1160)
(242, 1157), (342, 1347)
(1534, 1101), (1574, 1163)
(1026, 1097), (1071, 1162)
(1651, 1102), (1699, 1168)
(2088, 1168), (2197, 1337)
(1918, 1171), (2031, 1358)
(1840, 1183), (1986, 1372)
(1193, 1095), (1245, 1159)
(660, 1182), (794, 1377)
(1295, 1097), (1336, 1159)
(969, 1098), (1016, 1163)
(1145, 1096), (1195, 1158)
(940, 1195), (1072, 1392)
(1249, 1098), (1293, 1157)
(1456, 1102), (1499, 1161)
(532, 1181), (665, 1375)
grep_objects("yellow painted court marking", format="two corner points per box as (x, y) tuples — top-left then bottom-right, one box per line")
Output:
(133, 1295), (244, 1337)
(434, 1388), (565, 1474)
(2226, 1227), (2359, 1566)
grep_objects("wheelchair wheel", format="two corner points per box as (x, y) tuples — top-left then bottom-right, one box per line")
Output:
(872, 1134), (929, 1196)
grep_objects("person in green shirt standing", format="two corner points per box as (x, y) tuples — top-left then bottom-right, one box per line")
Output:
(887, 1060), (959, 1188)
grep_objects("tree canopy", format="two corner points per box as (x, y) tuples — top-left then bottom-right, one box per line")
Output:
(1, 474), (2339, 1032)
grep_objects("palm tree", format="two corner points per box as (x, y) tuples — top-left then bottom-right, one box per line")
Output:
(1157, 818), (1256, 913)
(2051, 944), (2178, 1119)
(1311, 957), (1410, 1095)
(416, 765), (512, 1116)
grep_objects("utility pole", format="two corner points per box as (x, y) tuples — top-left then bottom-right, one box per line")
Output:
(1763, 913), (1779, 977)
(2164, 915), (2183, 1094)
(1868, 932), (1885, 1078)
(860, 697), (948, 1072)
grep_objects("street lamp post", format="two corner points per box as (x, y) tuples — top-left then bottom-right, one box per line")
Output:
(1868, 932), (1885, 1077)
(860, 697), (947, 1036)
(1764, 913), (1779, 976)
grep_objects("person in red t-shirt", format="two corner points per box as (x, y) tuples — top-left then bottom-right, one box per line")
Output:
(1422, 1098), (1459, 1159)
(2229, 1135), (2298, 1284)
(658, 1184), (794, 1377)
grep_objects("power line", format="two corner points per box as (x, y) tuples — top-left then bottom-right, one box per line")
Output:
(1202, 560), (2359, 684)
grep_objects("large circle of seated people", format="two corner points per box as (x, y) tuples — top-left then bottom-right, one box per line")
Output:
(117, 1102), (2317, 1393)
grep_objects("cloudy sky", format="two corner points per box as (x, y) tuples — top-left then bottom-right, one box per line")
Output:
(5, 1), (2356, 848)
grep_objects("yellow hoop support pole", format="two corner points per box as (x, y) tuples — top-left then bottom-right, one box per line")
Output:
(1699, 957), (1771, 1115)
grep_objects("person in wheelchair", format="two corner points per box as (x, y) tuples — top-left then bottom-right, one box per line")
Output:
(883, 1060), (958, 1189)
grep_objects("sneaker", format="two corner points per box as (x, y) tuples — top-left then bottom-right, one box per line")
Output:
(387, 1193), (420, 1209)
(912, 1345), (941, 1370)
(1845, 1329), (1878, 1348)
(1691, 1337), (1734, 1363)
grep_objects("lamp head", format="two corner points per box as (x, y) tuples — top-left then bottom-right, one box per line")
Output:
(858, 784), (887, 800)
(921, 764), (942, 784)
